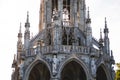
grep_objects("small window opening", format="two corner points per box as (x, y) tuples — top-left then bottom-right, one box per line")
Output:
(63, 0), (70, 26)
(52, 0), (58, 22)
(62, 28), (67, 45)
(78, 38), (81, 46)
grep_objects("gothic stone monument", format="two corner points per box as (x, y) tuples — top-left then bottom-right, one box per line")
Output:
(11, 0), (115, 80)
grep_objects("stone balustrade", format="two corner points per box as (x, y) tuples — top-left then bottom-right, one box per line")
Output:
(50, 21), (73, 27)
(27, 45), (100, 56)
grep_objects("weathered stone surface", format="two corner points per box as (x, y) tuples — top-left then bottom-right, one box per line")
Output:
(11, 0), (115, 80)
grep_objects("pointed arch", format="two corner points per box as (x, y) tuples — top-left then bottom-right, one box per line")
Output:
(23, 59), (51, 80)
(63, 0), (70, 19)
(96, 64), (112, 80)
(58, 57), (90, 80)
(62, 27), (67, 45)
(68, 28), (74, 45)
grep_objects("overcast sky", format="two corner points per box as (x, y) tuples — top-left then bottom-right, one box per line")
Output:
(0, 0), (120, 80)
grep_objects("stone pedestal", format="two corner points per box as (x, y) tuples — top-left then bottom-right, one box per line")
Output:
(51, 77), (59, 80)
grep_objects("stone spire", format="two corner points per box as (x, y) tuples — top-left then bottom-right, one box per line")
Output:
(110, 50), (115, 64)
(99, 29), (103, 49)
(12, 54), (17, 68)
(39, 0), (45, 32)
(86, 7), (92, 47)
(17, 23), (23, 51)
(24, 11), (30, 50)
(104, 17), (110, 54)
(86, 7), (91, 23)
(17, 23), (23, 65)
(99, 29), (103, 42)
(104, 17), (109, 36)
(25, 11), (30, 29)
(18, 23), (22, 41)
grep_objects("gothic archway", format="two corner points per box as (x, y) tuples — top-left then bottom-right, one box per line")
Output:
(28, 61), (50, 80)
(61, 61), (87, 80)
(96, 65), (108, 80)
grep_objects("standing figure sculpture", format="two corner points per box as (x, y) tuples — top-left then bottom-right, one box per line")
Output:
(91, 57), (96, 78)
(19, 63), (24, 79)
(52, 55), (59, 76)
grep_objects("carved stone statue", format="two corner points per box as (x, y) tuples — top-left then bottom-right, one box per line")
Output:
(53, 8), (58, 21)
(52, 55), (59, 76)
(111, 66), (115, 79)
(91, 58), (96, 78)
(19, 63), (24, 79)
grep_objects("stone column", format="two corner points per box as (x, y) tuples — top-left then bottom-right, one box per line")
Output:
(79, 0), (86, 31)
(58, 0), (63, 24)
(74, 0), (78, 27)
(58, 0), (62, 45)
(46, 0), (52, 26)
(52, 10), (62, 51)
(90, 57), (96, 80)
(45, 0), (52, 46)
(70, 0), (74, 26)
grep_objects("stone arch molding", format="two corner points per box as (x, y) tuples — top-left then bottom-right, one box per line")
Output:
(23, 56), (52, 80)
(97, 63), (112, 80)
(58, 57), (91, 80)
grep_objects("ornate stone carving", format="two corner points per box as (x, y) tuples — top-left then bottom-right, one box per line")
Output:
(91, 58), (96, 78)
(19, 63), (24, 79)
(52, 55), (59, 76)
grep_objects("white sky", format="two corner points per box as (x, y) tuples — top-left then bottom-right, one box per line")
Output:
(0, 0), (120, 80)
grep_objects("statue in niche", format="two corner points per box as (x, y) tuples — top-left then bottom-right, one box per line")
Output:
(52, 54), (59, 76)
(91, 57), (96, 78)
(53, 8), (58, 21)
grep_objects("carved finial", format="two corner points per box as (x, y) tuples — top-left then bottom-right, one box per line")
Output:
(99, 28), (103, 46)
(14, 54), (16, 61)
(19, 23), (22, 33)
(100, 28), (102, 39)
(88, 7), (90, 19)
(104, 17), (109, 33)
(86, 7), (91, 23)
(105, 17), (107, 28)
(27, 11), (29, 23)
(111, 50), (113, 57)
(25, 11), (30, 28)
(18, 23), (22, 38)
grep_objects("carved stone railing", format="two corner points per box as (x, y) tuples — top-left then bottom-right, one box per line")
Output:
(50, 21), (73, 27)
(28, 45), (100, 56)
(62, 21), (73, 27)
(59, 45), (90, 54)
